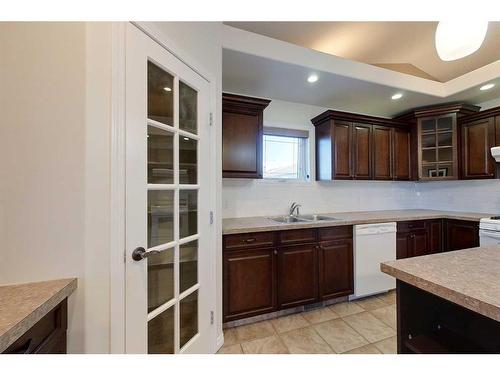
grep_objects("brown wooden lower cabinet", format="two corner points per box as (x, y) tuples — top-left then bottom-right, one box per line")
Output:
(224, 219), (479, 322)
(443, 219), (479, 251)
(318, 239), (353, 300)
(223, 247), (276, 322)
(4, 299), (68, 354)
(397, 219), (478, 260)
(223, 226), (353, 322)
(277, 244), (318, 309)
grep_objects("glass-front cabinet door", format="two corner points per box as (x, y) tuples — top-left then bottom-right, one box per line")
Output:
(125, 23), (212, 354)
(418, 114), (458, 180)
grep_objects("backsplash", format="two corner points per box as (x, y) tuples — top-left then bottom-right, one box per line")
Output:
(222, 178), (500, 218)
(415, 179), (500, 214)
(222, 179), (417, 218)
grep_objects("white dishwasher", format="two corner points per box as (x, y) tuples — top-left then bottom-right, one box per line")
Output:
(352, 222), (396, 299)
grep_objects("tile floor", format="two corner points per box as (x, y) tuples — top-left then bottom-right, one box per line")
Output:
(218, 291), (397, 354)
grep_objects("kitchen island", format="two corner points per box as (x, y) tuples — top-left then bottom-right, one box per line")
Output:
(381, 246), (500, 353)
(0, 278), (77, 353)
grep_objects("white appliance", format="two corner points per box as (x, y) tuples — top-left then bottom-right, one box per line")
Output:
(479, 217), (500, 246)
(353, 222), (396, 299)
(491, 146), (500, 162)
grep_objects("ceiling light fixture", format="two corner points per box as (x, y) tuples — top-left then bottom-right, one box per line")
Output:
(480, 83), (495, 91)
(183, 137), (190, 141)
(164, 87), (172, 92)
(391, 93), (403, 100)
(435, 21), (488, 61)
(307, 74), (318, 83)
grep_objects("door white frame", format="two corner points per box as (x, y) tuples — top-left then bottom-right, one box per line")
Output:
(110, 21), (219, 353)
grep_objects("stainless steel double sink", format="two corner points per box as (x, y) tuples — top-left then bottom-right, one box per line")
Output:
(268, 214), (342, 224)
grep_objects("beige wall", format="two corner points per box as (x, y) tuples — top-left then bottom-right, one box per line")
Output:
(0, 22), (113, 353)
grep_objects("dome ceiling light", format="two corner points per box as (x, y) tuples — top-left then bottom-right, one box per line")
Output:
(435, 21), (489, 61)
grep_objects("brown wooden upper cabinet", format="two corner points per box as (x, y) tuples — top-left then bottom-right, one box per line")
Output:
(459, 107), (500, 179)
(311, 110), (411, 181)
(222, 93), (271, 178)
(396, 103), (480, 181)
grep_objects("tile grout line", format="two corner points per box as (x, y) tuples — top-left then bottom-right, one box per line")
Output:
(340, 310), (395, 345)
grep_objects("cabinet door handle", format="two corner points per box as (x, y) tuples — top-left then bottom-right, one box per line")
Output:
(273, 250), (278, 255)
(244, 238), (256, 243)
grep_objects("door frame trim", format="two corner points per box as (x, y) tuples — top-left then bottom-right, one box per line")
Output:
(110, 21), (220, 353)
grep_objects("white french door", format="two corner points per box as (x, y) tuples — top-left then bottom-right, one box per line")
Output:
(125, 23), (212, 354)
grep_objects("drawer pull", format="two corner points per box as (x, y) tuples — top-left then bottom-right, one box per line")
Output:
(244, 238), (256, 243)
(12, 338), (33, 354)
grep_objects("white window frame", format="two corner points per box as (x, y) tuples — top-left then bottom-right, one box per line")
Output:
(262, 127), (310, 181)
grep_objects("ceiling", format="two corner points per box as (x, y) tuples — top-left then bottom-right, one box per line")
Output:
(222, 24), (500, 118)
(223, 49), (500, 118)
(225, 22), (500, 82)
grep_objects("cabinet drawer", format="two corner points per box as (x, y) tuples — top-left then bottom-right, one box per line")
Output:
(318, 226), (352, 241)
(397, 220), (426, 233)
(279, 228), (316, 245)
(4, 299), (67, 354)
(224, 231), (275, 250)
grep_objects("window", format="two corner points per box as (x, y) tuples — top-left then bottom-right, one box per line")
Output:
(263, 127), (309, 180)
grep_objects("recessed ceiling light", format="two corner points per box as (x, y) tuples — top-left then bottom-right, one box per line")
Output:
(163, 87), (172, 92)
(480, 83), (495, 91)
(183, 137), (190, 141)
(391, 93), (403, 100)
(307, 74), (318, 83)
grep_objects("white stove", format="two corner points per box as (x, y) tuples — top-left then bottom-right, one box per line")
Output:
(479, 217), (500, 246)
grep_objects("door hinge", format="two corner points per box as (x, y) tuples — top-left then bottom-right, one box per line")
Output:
(209, 211), (214, 225)
(209, 112), (213, 127)
(123, 250), (126, 263)
(210, 311), (214, 325)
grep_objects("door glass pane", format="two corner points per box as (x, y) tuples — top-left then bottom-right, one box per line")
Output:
(148, 306), (174, 354)
(422, 134), (436, 148)
(148, 61), (174, 126)
(148, 190), (174, 247)
(148, 248), (174, 312)
(179, 81), (197, 134)
(179, 136), (197, 184)
(438, 147), (452, 161)
(438, 132), (452, 147)
(421, 119), (435, 133)
(437, 162), (453, 177)
(422, 163), (438, 178)
(180, 240), (198, 293)
(422, 148), (436, 163)
(437, 116), (452, 131)
(180, 291), (198, 349)
(179, 190), (197, 239)
(148, 126), (174, 184)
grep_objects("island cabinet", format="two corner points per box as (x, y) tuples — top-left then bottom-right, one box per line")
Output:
(397, 280), (500, 353)
(459, 107), (500, 179)
(311, 110), (411, 181)
(4, 299), (68, 354)
(222, 93), (271, 179)
(223, 226), (353, 322)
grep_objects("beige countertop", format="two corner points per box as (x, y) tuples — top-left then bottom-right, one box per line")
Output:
(381, 245), (500, 322)
(0, 278), (77, 353)
(222, 209), (490, 234)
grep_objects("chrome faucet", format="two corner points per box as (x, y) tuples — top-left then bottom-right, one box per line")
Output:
(289, 202), (302, 216)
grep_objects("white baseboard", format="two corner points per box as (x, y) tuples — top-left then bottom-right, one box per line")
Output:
(215, 332), (224, 352)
